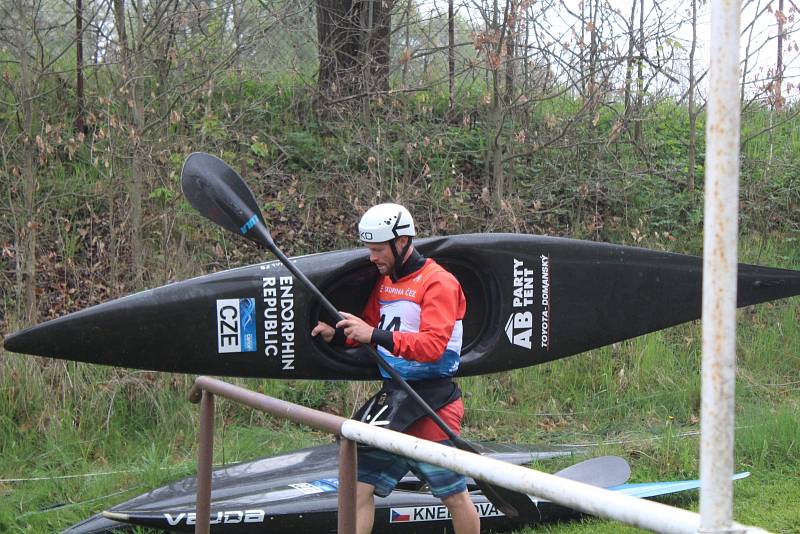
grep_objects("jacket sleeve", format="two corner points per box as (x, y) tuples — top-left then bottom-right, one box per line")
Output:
(390, 273), (462, 362)
(344, 280), (383, 348)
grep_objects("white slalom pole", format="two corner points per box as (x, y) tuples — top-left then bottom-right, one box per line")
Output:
(341, 421), (768, 534)
(700, 0), (742, 531)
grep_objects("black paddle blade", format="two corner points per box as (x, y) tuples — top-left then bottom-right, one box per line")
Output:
(481, 484), (534, 519)
(460, 439), (540, 518)
(180, 152), (271, 246)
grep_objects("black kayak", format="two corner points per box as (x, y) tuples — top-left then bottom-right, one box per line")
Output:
(63, 442), (578, 533)
(62, 442), (748, 534)
(5, 234), (800, 379)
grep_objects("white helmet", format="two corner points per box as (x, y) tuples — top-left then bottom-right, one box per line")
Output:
(358, 203), (416, 243)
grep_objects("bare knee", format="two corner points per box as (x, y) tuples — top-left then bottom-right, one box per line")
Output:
(356, 482), (375, 504)
(441, 490), (479, 534)
(441, 490), (475, 514)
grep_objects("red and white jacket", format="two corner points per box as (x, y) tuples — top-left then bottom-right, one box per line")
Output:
(357, 257), (466, 381)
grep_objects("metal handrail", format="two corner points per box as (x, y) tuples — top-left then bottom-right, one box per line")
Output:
(187, 375), (770, 534)
(187, 376), (357, 534)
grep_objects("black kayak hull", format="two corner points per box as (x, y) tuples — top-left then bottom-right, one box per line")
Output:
(61, 442), (747, 534)
(62, 442), (579, 534)
(6, 233), (800, 379)
(99, 493), (563, 533)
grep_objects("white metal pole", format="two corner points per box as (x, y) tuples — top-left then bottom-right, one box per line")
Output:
(341, 421), (768, 534)
(700, 0), (742, 532)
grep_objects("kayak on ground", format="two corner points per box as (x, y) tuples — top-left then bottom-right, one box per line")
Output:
(61, 441), (748, 534)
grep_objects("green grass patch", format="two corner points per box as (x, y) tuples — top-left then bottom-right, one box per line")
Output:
(1, 237), (798, 532)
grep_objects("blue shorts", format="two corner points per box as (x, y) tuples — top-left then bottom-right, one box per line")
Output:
(357, 440), (467, 499)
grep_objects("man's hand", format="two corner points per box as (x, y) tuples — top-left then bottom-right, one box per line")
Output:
(311, 321), (335, 343)
(336, 312), (375, 344)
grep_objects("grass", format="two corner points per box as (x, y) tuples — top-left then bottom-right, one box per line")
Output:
(1, 236), (798, 533)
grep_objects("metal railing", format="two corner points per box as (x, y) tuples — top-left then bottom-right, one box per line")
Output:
(187, 376), (357, 534)
(187, 375), (770, 534)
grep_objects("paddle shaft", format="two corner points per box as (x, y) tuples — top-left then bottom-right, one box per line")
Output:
(255, 229), (545, 518)
(252, 228), (546, 518)
(257, 228), (465, 445)
(180, 152), (532, 517)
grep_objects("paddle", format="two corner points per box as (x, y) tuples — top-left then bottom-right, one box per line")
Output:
(417, 455), (630, 493)
(552, 456), (630, 488)
(180, 151), (538, 518)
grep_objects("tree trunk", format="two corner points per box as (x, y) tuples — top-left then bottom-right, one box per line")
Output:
(22, 101), (38, 323)
(75, 0), (86, 133)
(113, 0), (144, 284)
(130, 93), (145, 285)
(775, 0), (784, 111)
(586, 0), (599, 122)
(588, 0), (597, 95)
(316, 0), (392, 98)
(130, 0), (146, 285)
(317, 0), (361, 97)
(488, 0), (505, 210)
(108, 130), (119, 290)
(15, 4), (38, 323)
(578, 0), (585, 96)
(523, 3), (529, 94)
(364, 0), (392, 93)
(402, 0), (411, 86)
(113, 0), (128, 67)
(490, 77), (505, 210)
(448, 0), (455, 113)
(634, 0), (644, 145)
(687, 0), (698, 192)
(231, 0), (246, 102)
(22, 162), (37, 323)
(741, 0), (761, 104)
(623, 0), (635, 129)
(504, 0), (515, 106)
(105, 0), (124, 287)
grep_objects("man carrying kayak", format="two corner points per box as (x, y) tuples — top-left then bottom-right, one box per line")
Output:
(312, 203), (479, 534)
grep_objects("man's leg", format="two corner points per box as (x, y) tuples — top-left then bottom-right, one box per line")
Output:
(410, 443), (479, 534)
(357, 445), (412, 534)
(355, 482), (376, 534)
(441, 490), (480, 534)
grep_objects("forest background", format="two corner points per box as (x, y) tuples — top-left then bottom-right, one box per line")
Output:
(1, 0), (799, 532)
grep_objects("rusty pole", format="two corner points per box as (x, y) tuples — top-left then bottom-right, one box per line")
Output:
(195, 391), (215, 534)
(700, 0), (741, 531)
(188, 377), (352, 533)
(190, 376), (345, 434)
(338, 438), (357, 533)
